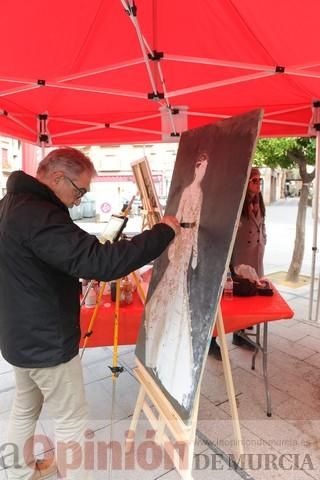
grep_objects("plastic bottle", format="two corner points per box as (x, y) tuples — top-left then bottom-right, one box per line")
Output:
(81, 279), (89, 297)
(110, 281), (117, 302)
(123, 277), (133, 305)
(224, 270), (233, 299)
(85, 285), (97, 307)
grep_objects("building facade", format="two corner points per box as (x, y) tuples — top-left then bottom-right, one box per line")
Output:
(0, 136), (286, 211)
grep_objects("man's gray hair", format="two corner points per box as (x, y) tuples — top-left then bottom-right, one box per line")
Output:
(37, 147), (97, 178)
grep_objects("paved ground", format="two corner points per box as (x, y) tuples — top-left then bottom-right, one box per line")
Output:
(1, 198), (320, 480)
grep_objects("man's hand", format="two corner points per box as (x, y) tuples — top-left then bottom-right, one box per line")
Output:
(160, 216), (181, 236)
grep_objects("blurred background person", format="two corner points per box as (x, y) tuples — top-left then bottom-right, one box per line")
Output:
(210, 167), (266, 359)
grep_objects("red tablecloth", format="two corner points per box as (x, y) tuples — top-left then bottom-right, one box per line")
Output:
(213, 287), (294, 336)
(80, 287), (294, 347)
(80, 293), (144, 347)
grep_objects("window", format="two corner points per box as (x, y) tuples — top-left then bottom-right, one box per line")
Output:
(1, 148), (10, 169)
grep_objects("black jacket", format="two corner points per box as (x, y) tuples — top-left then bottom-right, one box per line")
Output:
(0, 171), (174, 368)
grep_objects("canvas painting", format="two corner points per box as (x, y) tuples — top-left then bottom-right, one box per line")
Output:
(135, 110), (263, 422)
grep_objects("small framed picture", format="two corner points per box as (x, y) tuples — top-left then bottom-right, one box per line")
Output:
(100, 214), (128, 243)
(131, 157), (163, 227)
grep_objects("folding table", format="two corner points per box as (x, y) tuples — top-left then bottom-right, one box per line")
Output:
(80, 285), (294, 416)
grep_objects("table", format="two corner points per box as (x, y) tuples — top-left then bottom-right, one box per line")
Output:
(216, 288), (294, 416)
(80, 291), (144, 348)
(80, 286), (293, 346)
(80, 285), (294, 415)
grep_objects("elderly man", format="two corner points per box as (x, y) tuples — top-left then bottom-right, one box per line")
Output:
(0, 147), (179, 480)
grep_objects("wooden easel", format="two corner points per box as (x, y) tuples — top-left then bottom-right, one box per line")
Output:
(131, 157), (162, 229)
(216, 307), (244, 459)
(127, 156), (244, 479)
(126, 358), (200, 480)
(126, 309), (243, 480)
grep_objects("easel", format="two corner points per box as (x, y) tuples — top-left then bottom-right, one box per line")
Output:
(80, 199), (149, 480)
(215, 307), (244, 458)
(80, 199), (134, 377)
(131, 157), (162, 229)
(127, 158), (244, 479)
(126, 358), (200, 480)
(126, 311), (243, 480)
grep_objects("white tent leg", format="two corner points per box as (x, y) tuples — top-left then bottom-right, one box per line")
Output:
(41, 142), (46, 160)
(314, 138), (320, 321)
(308, 110), (320, 321)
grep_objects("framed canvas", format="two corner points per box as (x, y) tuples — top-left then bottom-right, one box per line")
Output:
(135, 109), (263, 423)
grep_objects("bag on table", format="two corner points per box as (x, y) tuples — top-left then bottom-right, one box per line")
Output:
(232, 274), (257, 297)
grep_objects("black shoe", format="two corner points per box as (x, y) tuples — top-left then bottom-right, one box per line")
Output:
(232, 331), (256, 350)
(209, 337), (222, 361)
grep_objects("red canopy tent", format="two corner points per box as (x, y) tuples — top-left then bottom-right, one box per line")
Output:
(0, 0), (320, 146)
(2, 0), (320, 320)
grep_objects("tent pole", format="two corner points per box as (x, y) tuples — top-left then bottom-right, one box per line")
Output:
(314, 130), (320, 322)
(120, 0), (159, 98)
(308, 102), (320, 321)
(41, 142), (46, 160)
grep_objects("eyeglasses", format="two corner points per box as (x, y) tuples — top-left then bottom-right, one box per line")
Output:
(64, 176), (87, 199)
(249, 177), (261, 185)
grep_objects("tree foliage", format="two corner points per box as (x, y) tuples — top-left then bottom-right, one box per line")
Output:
(255, 137), (316, 169)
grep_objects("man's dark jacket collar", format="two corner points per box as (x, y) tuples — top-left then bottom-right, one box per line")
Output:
(7, 170), (68, 211)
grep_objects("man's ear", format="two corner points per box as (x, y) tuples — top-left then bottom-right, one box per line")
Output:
(44, 171), (64, 193)
(51, 171), (64, 185)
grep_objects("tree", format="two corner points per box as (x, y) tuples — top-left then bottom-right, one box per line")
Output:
(255, 137), (316, 282)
